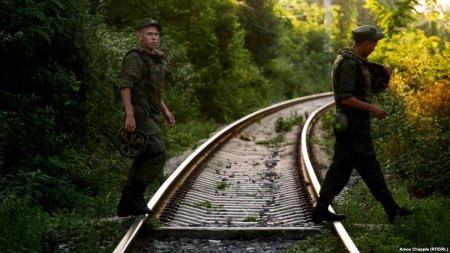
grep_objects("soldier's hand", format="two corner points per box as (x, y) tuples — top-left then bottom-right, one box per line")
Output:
(125, 114), (136, 132)
(372, 106), (388, 120)
(164, 111), (175, 128)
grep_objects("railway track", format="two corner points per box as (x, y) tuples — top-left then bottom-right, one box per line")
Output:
(113, 92), (359, 253)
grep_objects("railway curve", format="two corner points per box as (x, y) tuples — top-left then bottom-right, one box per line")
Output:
(113, 92), (359, 253)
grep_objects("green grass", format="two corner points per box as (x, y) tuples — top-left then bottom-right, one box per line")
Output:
(244, 216), (257, 222)
(274, 113), (305, 133)
(183, 201), (218, 210)
(256, 134), (285, 146)
(216, 181), (229, 190)
(285, 181), (450, 252)
(339, 183), (450, 252)
(282, 229), (345, 253)
(257, 113), (305, 146)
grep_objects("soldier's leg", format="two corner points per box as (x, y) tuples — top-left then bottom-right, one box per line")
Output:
(118, 133), (166, 217)
(130, 150), (166, 186)
(319, 136), (355, 199)
(353, 136), (411, 222)
(313, 140), (352, 223)
(117, 156), (151, 217)
(118, 149), (146, 217)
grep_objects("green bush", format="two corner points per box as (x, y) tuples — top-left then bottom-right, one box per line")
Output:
(368, 26), (450, 197)
(373, 93), (450, 197)
(0, 192), (49, 253)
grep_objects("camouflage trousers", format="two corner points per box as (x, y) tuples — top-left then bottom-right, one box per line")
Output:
(125, 104), (166, 187)
(319, 129), (393, 204)
(125, 146), (166, 187)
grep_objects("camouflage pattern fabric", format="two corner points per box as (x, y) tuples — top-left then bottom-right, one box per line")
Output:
(332, 48), (372, 134)
(319, 48), (394, 204)
(119, 45), (165, 124)
(119, 44), (166, 185)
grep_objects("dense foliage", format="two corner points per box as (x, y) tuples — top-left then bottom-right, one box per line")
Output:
(366, 0), (450, 197)
(1, 0), (448, 252)
(0, 0), (332, 251)
(371, 32), (450, 197)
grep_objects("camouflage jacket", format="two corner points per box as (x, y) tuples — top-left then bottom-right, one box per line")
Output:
(119, 44), (165, 118)
(332, 48), (389, 122)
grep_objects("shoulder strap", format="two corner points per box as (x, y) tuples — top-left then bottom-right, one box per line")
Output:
(126, 48), (165, 65)
(126, 48), (151, 68)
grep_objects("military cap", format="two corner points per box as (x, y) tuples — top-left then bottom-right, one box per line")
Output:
(352, 25), (384, 42)
(136, 18), (162, 31)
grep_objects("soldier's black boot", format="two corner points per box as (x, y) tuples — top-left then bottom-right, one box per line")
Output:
(128, 181), (151, 215)
(312, 196), (346, 223)
(117, 196), (127, 217)
(117, 183), (151, 217)
(381, 199), (412, 222)
(117, 187), (135, 217)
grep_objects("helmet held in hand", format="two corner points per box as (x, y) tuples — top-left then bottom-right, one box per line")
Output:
(116, 128), (149, 158)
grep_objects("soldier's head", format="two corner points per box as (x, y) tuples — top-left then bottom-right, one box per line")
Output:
(352, 25), (384, 58)
(136, 18), (161, 52)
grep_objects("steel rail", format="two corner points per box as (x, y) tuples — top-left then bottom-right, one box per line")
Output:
(113, 92), (333, 253)
(300, 101), (360, 253)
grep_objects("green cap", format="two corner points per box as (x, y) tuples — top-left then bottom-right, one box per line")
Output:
(136, 18), (161, 31)
(352, 25), (384, 42)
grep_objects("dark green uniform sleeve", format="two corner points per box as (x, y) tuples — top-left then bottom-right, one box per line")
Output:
(119, 53), (144, 90)
(335, 59), (357, 103)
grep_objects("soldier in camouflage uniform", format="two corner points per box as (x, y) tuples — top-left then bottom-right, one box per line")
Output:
(312, 25), (412, 223)
(117, 18), (175, 217)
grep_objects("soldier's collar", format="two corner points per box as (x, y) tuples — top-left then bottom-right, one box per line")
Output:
(338, 48), (368, 63)
(136, 44), (165, 59)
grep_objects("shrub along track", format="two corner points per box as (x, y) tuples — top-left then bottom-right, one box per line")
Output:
(113, 93), (359, 253)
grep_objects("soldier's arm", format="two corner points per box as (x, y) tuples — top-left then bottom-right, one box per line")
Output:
(338, 59), (388, 120)
(160, 101), (175, 127)
(121, 88), (136, 132)
(119, 53), (143, 133)
(341, 97), (388, 120)
(335, 59), (357, 103)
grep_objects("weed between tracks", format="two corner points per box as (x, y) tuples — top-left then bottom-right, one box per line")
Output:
(182, 201), (225, 210)
(256, 134), (286, 146)
(244, 216), (258, 222)
(215, 181), (229, 190)
(256, 113), (306, 147)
